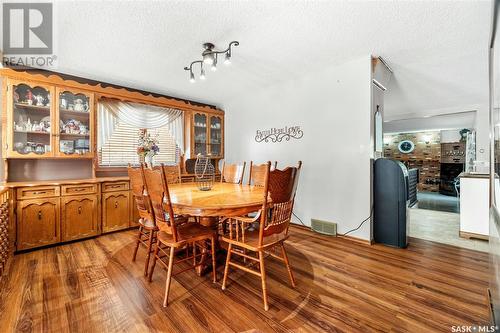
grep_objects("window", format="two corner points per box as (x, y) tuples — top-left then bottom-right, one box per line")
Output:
(97, 99), (183, 168)
(98, 123), (178, 167)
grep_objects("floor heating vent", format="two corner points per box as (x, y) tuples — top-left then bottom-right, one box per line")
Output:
(311, 219), (337, 236)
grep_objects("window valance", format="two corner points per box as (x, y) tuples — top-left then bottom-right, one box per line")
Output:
(98, 98), (184, 152)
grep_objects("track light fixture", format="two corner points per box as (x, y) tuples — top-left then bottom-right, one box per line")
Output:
(184, 41), (239, 82)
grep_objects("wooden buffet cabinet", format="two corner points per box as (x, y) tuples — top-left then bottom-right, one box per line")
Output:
(0, 68), (225, 274)
(10, 178), (129, 251)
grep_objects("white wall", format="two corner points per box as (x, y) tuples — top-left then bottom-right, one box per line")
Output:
(440, 129), (463, 143)
(223, 56), (373, 240)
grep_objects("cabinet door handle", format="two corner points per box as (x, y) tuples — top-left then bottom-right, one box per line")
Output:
(74, 188), (85, 192)
(115, 201), (118, 208)
(78, 206), (82, 214)
(38, 211), (42, 220)
(110, 185), (121, 189)
(32, 191), (46, 195)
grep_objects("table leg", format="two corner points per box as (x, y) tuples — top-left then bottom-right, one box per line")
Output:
(196, 216), (219, 276)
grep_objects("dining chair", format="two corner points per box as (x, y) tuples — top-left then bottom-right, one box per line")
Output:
(221, 161), (302, 311)
(221, 161), (246, 184)
(248, 162), (268, 187)
(144, 164), (217, 307)
(128, 164), (158, 277)
(163, 164), (182, 184)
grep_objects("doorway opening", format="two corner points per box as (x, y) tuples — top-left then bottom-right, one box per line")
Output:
(383, 112), (488, 252)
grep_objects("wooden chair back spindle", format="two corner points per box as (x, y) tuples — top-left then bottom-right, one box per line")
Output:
(143, 165), (179, 243)
(221, 161), (246, 184)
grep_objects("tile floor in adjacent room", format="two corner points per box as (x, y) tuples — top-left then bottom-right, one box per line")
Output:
(409, 207), (489, 252)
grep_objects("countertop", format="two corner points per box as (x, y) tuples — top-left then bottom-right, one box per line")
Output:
(0, 176), (130, 188)
(458, 172), (489, 179)
(0, 172), (221, 188)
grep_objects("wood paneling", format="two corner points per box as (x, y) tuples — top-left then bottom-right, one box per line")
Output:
(384, 131), (441, 192)
(16, 197), (60, 250)
(0, 189), (11, 285)
(0, 226), (489, 332)
(61, 195), (99, 241)
(102, 191), (130, 233)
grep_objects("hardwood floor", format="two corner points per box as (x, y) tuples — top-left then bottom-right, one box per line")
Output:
(0, 225), (490, 332)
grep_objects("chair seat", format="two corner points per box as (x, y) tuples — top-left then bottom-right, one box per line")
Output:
(139, 215), (188, 229)
(139, 218), (156, 229)
(158, 222), (215, 246)
(221, 229), (288, 250)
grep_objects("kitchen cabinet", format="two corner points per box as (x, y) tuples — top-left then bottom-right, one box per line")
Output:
(61, 195), (99, 241)
(17, 197), (60, 250)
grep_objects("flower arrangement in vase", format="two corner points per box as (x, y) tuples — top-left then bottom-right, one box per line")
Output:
(137, 129), (160, 166)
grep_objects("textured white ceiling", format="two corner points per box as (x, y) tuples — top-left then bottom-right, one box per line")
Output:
(384, 111), (477, 134)
(48, 1), (490, 117)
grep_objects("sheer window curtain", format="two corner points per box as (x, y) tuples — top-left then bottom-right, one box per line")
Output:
(98, 98), (184, 153)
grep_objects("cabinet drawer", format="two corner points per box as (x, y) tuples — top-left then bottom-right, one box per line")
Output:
(17, 186), (60, 200)
(102, 181), (129, 192)
(61, 184), (98, 196)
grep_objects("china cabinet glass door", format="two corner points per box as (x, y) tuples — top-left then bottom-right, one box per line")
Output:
(193, 113), (208, 156)
(56, 88), (93, 157)
(11, 82), (53, 157)
(209, 115), (222, 157)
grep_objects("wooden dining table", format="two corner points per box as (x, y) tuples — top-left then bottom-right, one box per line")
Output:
(168, 182), (265, 226)
(167, 182), (265, 275)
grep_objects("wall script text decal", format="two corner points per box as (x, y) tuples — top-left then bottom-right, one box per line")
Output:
(255, 125), (304, 143)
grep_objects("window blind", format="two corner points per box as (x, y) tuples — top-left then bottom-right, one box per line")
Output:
(98, 121), (178, 167)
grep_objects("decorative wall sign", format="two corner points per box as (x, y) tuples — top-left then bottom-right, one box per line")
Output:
(255, 126), (303, 143)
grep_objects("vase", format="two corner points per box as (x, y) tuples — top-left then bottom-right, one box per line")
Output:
(146, 152), (155, 167)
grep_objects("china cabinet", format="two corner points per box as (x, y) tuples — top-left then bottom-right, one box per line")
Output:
(55, 87), (94, 157)
(8, 80), (55, 158)
(5, 79), (95, 159)
(190, 112), (224, 158)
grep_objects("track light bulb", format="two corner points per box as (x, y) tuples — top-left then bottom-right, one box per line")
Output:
(189, 71), (195, 83)
(224, 52), (231, 65)
(200, 68), (206, 80)
(203, 53), (214, 65)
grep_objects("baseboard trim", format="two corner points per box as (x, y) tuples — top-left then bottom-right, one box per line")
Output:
(337, 234), (373, 245)
(459, 231), (489, 241)
(290, 223), (372, 245)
